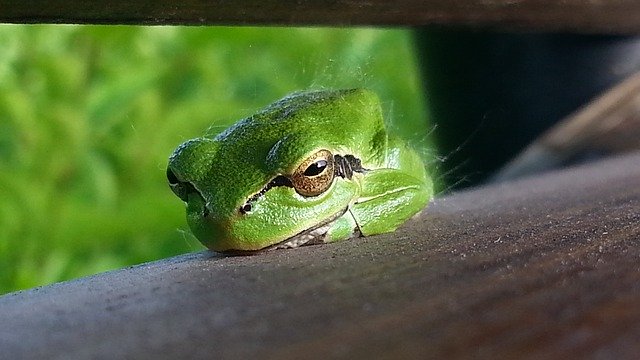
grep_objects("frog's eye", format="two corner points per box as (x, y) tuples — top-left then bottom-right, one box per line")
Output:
(290, 149), (335, 197)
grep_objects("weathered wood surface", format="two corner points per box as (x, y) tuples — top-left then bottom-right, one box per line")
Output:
(2, 0), (640, 33)
(1, 152), (640, 359)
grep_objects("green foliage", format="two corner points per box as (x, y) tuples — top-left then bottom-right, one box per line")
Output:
(0, 25), (428, 294)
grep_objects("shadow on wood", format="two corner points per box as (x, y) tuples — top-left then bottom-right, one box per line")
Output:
(1, 152), (639, 359)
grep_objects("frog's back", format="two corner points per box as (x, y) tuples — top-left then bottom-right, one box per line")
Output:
(214, 88), (387, 165)
(251, 88), (384, 136)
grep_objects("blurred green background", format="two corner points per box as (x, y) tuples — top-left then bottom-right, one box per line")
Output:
(0, 25), (429, 295)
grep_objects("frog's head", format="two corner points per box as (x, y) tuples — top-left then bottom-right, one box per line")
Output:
(167, 89), (375, 253)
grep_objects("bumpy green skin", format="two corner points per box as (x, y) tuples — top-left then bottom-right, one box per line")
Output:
(167, 89), (432, 252)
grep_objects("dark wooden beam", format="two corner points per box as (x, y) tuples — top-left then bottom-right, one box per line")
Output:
(495, 71), (640, 181)
(2, 0), (640, 33)
(2, 151), (640, 358)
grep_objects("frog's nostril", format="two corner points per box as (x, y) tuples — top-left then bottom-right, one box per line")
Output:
(166, 167), (203, 203)
(167, 167), (190, 202)
(167, 168), (180, 186)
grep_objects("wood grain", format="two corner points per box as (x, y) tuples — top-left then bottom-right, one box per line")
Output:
(1, 151), (639, 359)
(2, 0), (640, 33)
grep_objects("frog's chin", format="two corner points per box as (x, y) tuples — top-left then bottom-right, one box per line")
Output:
(269, 207), (349, 250)
(219, 207), (348, 256)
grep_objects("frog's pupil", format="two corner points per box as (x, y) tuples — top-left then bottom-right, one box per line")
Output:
(304, 160), (327, 176)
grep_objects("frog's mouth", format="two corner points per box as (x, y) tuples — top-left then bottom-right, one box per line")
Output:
(221, 207), (353, 256)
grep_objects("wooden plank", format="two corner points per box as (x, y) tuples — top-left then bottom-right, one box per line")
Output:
(1, 152), (639, 359)
(2, 0), (640, 33)
(495, 72), (640, 181)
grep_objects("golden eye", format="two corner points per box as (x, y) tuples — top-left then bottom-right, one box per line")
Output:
(290, 149), (335, 197)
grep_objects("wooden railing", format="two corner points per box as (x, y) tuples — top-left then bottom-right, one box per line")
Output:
(0, 0), (639, 33)
(2, 152), (639, 358)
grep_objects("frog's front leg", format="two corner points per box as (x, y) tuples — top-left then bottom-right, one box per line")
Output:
(323, 169), (432, 243)
(348, 169), (432, 236)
